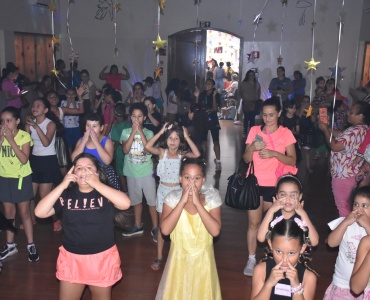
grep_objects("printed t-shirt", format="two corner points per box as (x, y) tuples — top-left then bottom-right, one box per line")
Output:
(246, 126), (296, 187)
(120, 127), (153, 178)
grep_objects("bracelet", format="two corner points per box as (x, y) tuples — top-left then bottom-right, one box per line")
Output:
(293, 287), (304, 295)
(184, 136), (188, 141)
(78, 100), (84, 104)
(291, 283), (302, 294)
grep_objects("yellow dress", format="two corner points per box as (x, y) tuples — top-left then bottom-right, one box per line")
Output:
(156, 186), (222, 300)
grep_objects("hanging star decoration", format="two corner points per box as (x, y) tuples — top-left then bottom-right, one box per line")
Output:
(69, 52), (79, 63)
(247, 51), (256, 64)
(277, 55), (283, 65)
(152, 35), (167, 51)
(328, 66), (347, 80)
(304, 57), (320, 71)
(49, 2), (56, 12)
(253, 14), (263, 26)
(305, 105), (313, 117)
(50, 68), (59, 76)
(114, 2), (121, 12)
(154, 67), (161, 79)
(159, 0), (166, 14)
(194, 0), (201, 4)
(52, 35), (60, 45)
(281, 0), (288, 6)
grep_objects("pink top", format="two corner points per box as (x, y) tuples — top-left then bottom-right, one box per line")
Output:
(358, 128), (370, 155)
(1, 78), (21, 109)
(104, 73), (122, 91)
(246, 126), (296, 186)
(331, 125), (368, 178)
(103, 103), (116, 126)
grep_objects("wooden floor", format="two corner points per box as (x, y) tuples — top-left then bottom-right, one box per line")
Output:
(0, 120), (338, 299)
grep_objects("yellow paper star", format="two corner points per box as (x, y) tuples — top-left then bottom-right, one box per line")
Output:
(52, 35), (60, 45)
(114, 2), (121, 12)
(305, 105), (313, 117)
(49, 2), (56, 12)
(155, 67), (161, 79)
(50, 68), (59, 76)
(277, 55), (283, 65)
(304, 57), (320, 71)
(159, 0), (166, 11)
(152, 35), (167, 51)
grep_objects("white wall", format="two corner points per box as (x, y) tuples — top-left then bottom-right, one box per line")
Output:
(0, 0), (366, 102)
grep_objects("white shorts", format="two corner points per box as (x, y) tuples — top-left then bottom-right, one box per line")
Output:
(127, 174), (157, 206)
(156, 184), (181, 213)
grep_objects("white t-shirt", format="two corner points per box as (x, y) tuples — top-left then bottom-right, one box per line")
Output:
(144, 86), (153, 97)
(328, 217), (367, 288)
(61, 100), (80, 128)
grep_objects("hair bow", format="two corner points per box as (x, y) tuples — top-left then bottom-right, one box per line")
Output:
(294, 218), (308, 231)
(270, 215), (284, 228)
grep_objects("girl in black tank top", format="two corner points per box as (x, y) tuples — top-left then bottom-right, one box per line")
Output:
(250, 218), (318, 300)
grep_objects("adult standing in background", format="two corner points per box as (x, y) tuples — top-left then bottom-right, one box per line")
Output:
(214, 61), (225, 92)
(291, 70), (306, 108)
(99, 64), (130, 91)
(67, 61), (81, 89)
(1, 65), (23, 110)
(269, 66), (293, 103)
(239, 69), (261, 134)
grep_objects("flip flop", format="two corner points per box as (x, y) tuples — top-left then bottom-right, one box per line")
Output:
(151, 259), (162, 271)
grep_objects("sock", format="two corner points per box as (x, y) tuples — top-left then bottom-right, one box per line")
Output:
(249, 254), (256, 260)
(6, 242), (15, 248)
(216, 159), (221, 163)
(27, 243), (35, 250)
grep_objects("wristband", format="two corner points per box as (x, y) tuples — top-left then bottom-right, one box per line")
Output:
(291, 283), (302, 294)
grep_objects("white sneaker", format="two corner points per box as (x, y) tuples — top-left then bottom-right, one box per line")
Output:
(234, 120), (241, 125)
(243, 258), (256, 276)
(215, 161), (222, 171)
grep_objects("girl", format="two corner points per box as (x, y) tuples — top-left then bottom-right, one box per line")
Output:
(71, 113), (119, 190)
(102, 87), (121, 136)
(124, 82), (146, 111)
(145, 124), (200, 271)
(0, 107), (39, 262)
(251, 218), (317, 300)
(281, 100), (301, 162)
(319, 101), (370, 217)
(34, 153), (130, 300)
(243, 97), (297, 276)
(324, 186), (370, 299)
(25, 98), (63, 232)
(155, 158), (222, 299)
(143, 96), (161, 135)
(257, 175), (319, 247)
(1, 64), (22, 109)
(350, 235), (370, 297)
(165, 78), (180, 124)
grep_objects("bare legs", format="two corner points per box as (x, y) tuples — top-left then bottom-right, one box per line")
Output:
(133, 203), (158, 229)
(59, 281), (112, 300)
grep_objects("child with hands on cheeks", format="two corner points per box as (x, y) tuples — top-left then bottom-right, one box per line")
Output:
(251, 218), (318, 300)
(35, 153), (130, 300)
(257, 175), (319, 247)
(155, 158), (222, 300)
(145, 122), (200, 271)
(324, 186), (370, 300)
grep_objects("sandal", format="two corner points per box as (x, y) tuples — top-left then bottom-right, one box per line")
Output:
(151, 259), (162, 271)
(53, 220), (62, 232)
(19, 219), (37, 230)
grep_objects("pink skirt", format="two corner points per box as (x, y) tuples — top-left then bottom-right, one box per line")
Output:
(56, 245), (122, 287)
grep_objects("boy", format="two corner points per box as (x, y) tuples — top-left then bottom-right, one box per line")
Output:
(120, 103), (158, 240)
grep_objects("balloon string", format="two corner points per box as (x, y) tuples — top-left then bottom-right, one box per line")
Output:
(279, 5), (286, 56)
(309, 0), (317, 103)
(252, 0), (270, 50)
(194, 3), (200, 85)
(330, 0), (345, 142)
(66, 1), (74, 87)
(157, 6), (160, 66)
(114, 1), (117, 57)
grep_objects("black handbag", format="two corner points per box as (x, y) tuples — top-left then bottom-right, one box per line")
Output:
(225, 160), (260, 210)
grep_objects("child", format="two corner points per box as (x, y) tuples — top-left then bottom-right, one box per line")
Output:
(34, 153), (130, 299)
(25, 98), (63, 232)
(324, 186), (370, 299)
(220, 98), (237, 120)
(102, 87), (121, 136)
(350, 235), (370, 297)
(145, 123), (200, 271)
(251, 218), (318, 300)
(110, 103), (131, 192)
(143, 96), (161, 135)
(281, 101), (301, 163)
(188, 103), (208, 157)
(0, 106), (39, 262)
(120, 103), (158, 237)
(257, 175), (319, 247)
(155, 158), (222, 299)
(71, 113), (119, 190)
(333, 100), (348, 132)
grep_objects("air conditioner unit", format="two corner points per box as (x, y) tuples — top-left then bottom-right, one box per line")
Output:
(28, 0), (50, 8)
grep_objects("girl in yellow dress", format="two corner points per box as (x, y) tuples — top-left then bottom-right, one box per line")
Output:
(156, 158), (222, 300)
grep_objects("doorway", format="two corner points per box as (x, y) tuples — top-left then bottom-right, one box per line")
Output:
(167, 28), (243, 92)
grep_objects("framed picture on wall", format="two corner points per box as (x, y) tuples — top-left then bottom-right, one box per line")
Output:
(361, 42), (370, 86)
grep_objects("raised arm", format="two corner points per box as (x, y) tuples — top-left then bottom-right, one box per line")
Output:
(350, 236), (370, 294)
(26, 117), (56, 147)
(327, 213), (356, 247)
(182, 127), (201, 158)
(120, 65), (130, 80)
(99, 66), (108, 80)
(1, 128), (30, 165)
(144, 123), (167, 156)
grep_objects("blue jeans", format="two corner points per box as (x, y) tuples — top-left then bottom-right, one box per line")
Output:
(243, 111), (257, 133)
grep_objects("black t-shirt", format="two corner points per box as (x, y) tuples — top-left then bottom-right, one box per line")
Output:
(281, 114), (299, 132)
(198, 90), (221, 111)
(144, 111), (162, 135)
(54, 185), (115, 254)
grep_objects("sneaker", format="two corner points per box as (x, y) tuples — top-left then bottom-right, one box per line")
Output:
(27, 244), (39, 262)
(151, 227), (159, 243)
(0, 243), (18, 260)
(243, 258), (256, 276)
(234, 120), (241, 125)
(214, 159), (222, 171)
(122, 225), (144, 237)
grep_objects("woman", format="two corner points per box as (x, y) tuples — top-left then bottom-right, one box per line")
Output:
(99, 64), (130, 91)
(319, 101), (370, 217)
(165, 78), (180, 123)
(239, 69), (261, 134)
(243, 97), (296, 277)
(214, 61), (225, 92)
(1, 65), (22, 109)
(80, 69), (97, 114)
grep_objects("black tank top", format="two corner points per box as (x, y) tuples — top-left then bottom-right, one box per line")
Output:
(265, 258), (306, 300)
